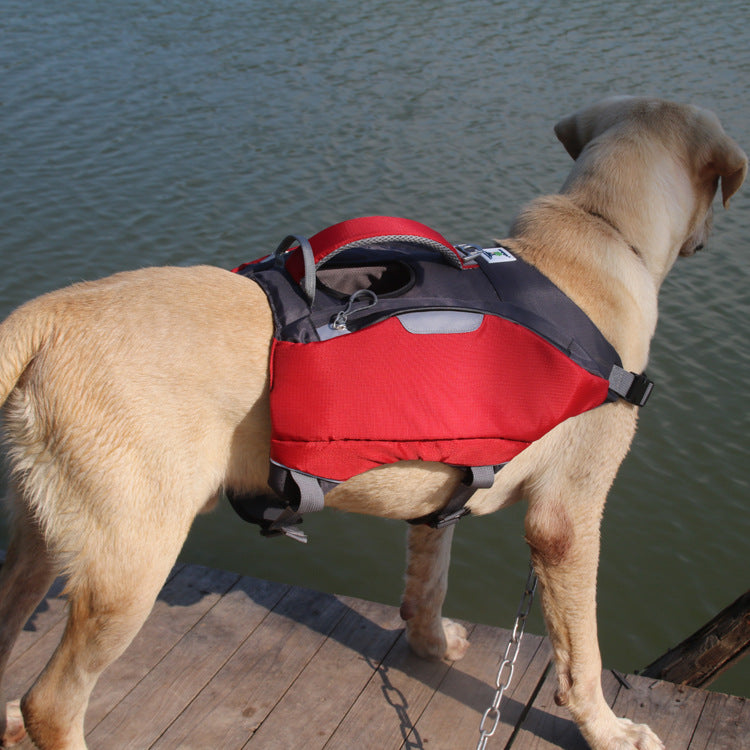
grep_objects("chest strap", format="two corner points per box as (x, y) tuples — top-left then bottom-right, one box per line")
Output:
(226, 462), (501, 542)
(408, 464), (499, 528)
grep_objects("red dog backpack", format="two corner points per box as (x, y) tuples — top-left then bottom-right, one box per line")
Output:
(230, 216), (652, 541)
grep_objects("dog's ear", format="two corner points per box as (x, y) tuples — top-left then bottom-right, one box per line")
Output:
(553, 114), (584, 160)
(556, 98), (748, 208)
(709, 136), (747, 208)
(554, 96), (639, 160)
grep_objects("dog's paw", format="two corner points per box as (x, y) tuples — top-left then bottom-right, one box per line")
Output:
(405, 617), (470, 662)
(594, 717), (664, 750)
(442, 618), (470, 661)
(2, 701), (27, 747)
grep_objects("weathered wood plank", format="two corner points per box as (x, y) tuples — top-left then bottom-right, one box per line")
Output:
(688, 692), (750, 749)
(322, 622), (474, 749)
(4, 558), (750, 750)
(86, 569), (291, 749)
(609, 674), (708, 748)
(243, 594), (405, 749)
(407, 625), (552, 749)
(509, 667), (622, 749)
(4, 618), (67, 703)
(641, 589), (750, 688)
(85, 564), (248, 732)
(7, 576), (68, 669)
(149, 583), (350, 750)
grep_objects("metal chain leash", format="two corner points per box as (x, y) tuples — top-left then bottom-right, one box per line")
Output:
(476, 560), (538, 750)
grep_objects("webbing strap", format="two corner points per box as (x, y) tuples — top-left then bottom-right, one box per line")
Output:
(258, 461), (498, 538)
(273, 234), (317, 303)
(282, 217), (466, 303)
(226, 463), (327, 543)
(288, 469), (326, 514)
(268, 462), (326, 514)
(608, 365), (654, 406)
(308, 216), (464, 268)
(409, 465), (498, 529)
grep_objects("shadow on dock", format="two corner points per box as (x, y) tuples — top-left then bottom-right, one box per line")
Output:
(5, 558), (748, 749)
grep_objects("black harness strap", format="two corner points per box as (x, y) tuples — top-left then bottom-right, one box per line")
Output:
(225, 464), (332, 543)
(408, 465), (498, 529)
(225, 488), (308, 542)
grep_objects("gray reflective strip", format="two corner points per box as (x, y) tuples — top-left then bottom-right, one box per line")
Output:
(316, 323), (350, 340)
(397, 310), (484, 334)
(608, 365), (635, 398)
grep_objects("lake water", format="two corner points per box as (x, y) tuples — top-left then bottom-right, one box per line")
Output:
(1, 0), (748, 699)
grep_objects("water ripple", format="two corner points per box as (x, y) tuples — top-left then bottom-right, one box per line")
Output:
(1, 0), (748, 696)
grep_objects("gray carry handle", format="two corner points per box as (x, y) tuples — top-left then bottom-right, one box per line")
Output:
(275, 231), (463, 307)
(274, 234), (317, 304)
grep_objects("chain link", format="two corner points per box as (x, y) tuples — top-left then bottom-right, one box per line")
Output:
(475, 560), (538, 750)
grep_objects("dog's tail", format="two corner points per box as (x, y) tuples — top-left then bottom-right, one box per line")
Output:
(0, 296), (54, 408)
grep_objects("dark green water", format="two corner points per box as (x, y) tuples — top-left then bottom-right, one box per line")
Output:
(1, 0), (748, 698)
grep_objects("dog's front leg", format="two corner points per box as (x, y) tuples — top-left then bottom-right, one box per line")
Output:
(525, 494), (664, 750)
(400, 524), (470, 661)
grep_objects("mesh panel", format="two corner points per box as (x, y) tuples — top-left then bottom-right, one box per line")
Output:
(316, 260), (415, 298)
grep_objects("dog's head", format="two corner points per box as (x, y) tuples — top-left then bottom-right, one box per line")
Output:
(553, 96), (747, 279)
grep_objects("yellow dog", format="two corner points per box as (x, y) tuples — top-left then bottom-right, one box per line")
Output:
(0, 96), (745, 749)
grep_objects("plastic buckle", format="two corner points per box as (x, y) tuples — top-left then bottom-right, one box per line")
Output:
(227, 489), (308, 543)
(261, 523), (308, 543)
(261, 507), (308, 543)
(626, 373), (654, 407)
(431, 507), (472, 529)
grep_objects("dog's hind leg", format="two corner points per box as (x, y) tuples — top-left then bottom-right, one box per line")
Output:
(0, 498), (57, 747)
(18, 500), (192, 750)
(400, 524), (469, 661)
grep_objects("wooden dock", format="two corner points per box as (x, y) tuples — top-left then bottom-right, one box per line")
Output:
(5, 562), (749, 749)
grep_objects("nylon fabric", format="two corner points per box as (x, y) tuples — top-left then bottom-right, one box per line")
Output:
(231, 215), (651, 531)
(269, 314), (609, 480)
(270, 438), (531, 483)
(284, 215), (464, 282)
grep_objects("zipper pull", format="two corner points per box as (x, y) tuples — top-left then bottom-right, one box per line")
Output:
(331, 289), (379, 331)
